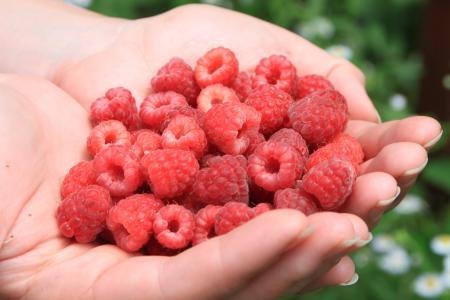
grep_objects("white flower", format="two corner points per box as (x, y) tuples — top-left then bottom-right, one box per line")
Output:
(377, 247), (412, 275)
(441, 270), (450, 288)
(64, 0), (92, 8)
(431, 234), (450, 256)
(389, 94), (408, 111)
(413, 273), (445, 298)
(200, 0), (233, 8)
(394, 194), (424, 214)
(444, 256), (450, 271)
(371, 234), (397, 253)
(295, 17), (335, 40)
(326, 45), (353, 60)
(442, 74), (450, 90)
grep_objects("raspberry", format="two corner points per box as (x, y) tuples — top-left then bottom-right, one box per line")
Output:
(161, 106), (206, 131)
(141, 149), (199, 199)
(274, 188), (319, 215)
(93, 145), (143, 198)
(151, 57), (200, 105)
(153, 204), (195, 249)
(306, 133), (364, 172)
(140, 91), (189, 131)
(161, 115), (207, 159)
(191, 155), (249, 205)
(215, 202), (255, 235)
(195, 47), (239, 88)
(56, 185), (112, 243)
(253, 55), (297, 95)
(107, 194), (164, 252)
(90, 87), (139, 130)
(244, 130), (266, 157)
(247, 141), (303, 192)
(296, 75), (334, 99)
(196, 84), (240, 113)
(254, 202), (273, 216)
(192, 205), (222, 245)
(245, 85), (293, 135)
(269, 128), (309, 162)
(60, 161), (96, 198)
(288, 89), (348, 146)
(130, 129), (162, 158)
(302, 158), (357, 210)
(87, 120), (131, 157)
(203, 103), (261, 154)
(231, 71), (253, 101)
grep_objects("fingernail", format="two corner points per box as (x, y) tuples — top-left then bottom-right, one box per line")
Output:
(339, 237), (359, 251)
(340, 273), (359, 286)
(376, 111), (382, 123)
(356, 232), (373, 247)
(403, 158), (428, 176)
(424, 130), (443, 150)
(298, 224), (315, 241)
(377, 186), (401, 207)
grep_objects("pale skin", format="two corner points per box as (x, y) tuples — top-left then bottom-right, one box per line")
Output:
(0, 1), (442, 299)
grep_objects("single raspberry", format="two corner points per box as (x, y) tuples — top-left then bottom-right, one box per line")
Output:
(93, 145), (143, 198)
(231, 71), (253, 101)
(215, 202), (255, 235)
(56, 185), (112, 243)
(302, 158), (357, 210)
(196, 84), (240, 113)
(245, 85), (293, 135)
(141, 149), (199, 199)
(130, 129), (162, 158)
(153, 204), (195, 249)
(192, 205), (222, 245)
(191, 155), (249, 205)
(195, 47), (239, 88)
(296, 74), (334, 99)
(247, 141), (303, 192)
(87, 120), (131, 156)
(254, 203), (273, 216)
(306, 134), (364, 172)
(90, 87), (139, 130)
(140, 91), (189, 131)
(107, 193), (164, 252)
(60, 161), (96, 198)
(160, 106), (206, 131)
(146, 237), (181, 256)
(203, 103), (261, 154)
(161, 115), (207, 159)
(151, 57), (200, 105)
(244, 130), (266, 157)
(274, 188), (319, 215)
(288, 89), (348, 146)
(269, 128), (309, 162)
(253, 55), (297, 95)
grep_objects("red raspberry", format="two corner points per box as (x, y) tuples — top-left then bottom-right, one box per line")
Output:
(107, 194), (164, 252)
(90, 87), (139, 130)
(306, 133), (364, 172)
(160, 106), (205, 131)
(231, 71), (253, 101)
(244, 130), (265, 156)
(245, 85), (293, 135)
(192, 205), (222, 245)
(140, 91), (189, 131)
(151, 57), (200, 105)
(269, 128), (309, 162)
(87, 120), (131, 156)
(288, 89), (348, 146)
(195, 47), (239, 88)
(93, 145), (143, 198)
(161, 115), (207, 159)
(203, 103), (261, 154)
(196, 84), (240, 113)
(141, 149), (199, 199)
(130, 129), (162, 159)
(60, 161), (96, 198)
(191, 155), (249, 205)
(253, 55), (297, 95)
(248, 141), (303, 192)
(56, 185), (112, 243)
(302, 158), (357, 210)
(215, 202), (255, 235)
(254, 202), (273, 216)
(274, 188), (319, 215)
(153, 204), (195, 249)
(296, 74), (334, 99)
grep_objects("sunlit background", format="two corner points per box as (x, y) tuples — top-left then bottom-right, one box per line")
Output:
(66, 0), (450, 298)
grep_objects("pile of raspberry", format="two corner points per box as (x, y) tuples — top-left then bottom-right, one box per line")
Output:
(56, 47), (364, 254)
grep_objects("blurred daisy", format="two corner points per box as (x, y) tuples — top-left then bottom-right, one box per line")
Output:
(64, 0), (92, 8)
(295, 17), (335, 40)
(393, 194), (424, 214)
(201, 0), (233, 8)
(441, 270), (450, 288)
(326, 45), (353, 60)
(413, 273), (445, 298)
(431, 234), (450, 256)
(378, 247), (411, 275)
(442, 74), (450, 90)
(371, 234), (397, 253)
(388, 94), (408, 111)
(444, 256), (450, 271)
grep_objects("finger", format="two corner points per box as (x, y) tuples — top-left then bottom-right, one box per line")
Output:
(346, 116), (442, 159)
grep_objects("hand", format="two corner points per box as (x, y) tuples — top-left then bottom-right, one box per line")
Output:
(0, 75), (370, 300)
